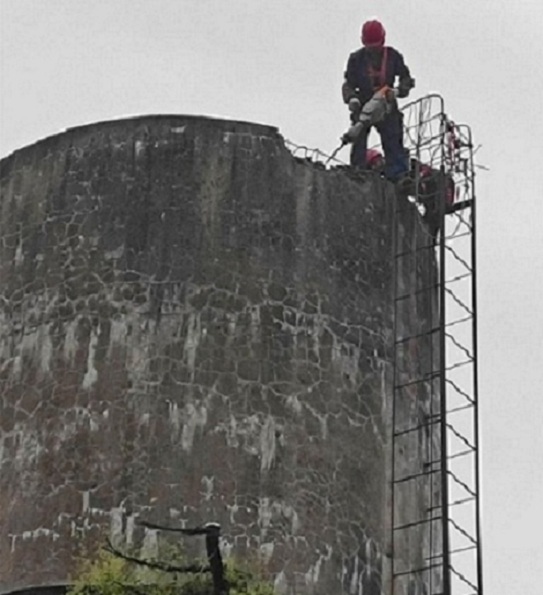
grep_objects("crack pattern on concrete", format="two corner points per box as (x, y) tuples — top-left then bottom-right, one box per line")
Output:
(0, 116), (433, 595)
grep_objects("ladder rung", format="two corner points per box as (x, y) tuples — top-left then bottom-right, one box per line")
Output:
(445, 314), (473, 329)
(444, 229), (471, 242)
(425, 448), (474, 466)
(448, 198), (473, 214)
(451, 544), (478, 556)
(394, 373), (439, 390)
(427, 495), (475, 512)
(393, 467), (441, 485)
(448, 403), (474, 415)
(449, 495), (476, 508)
(395, 243), (435, 258)
(394, 327), (440, 345)
(426, 544), (477, 561)
(446, 271), (472, 285)
(393, 417), (441, 437)
(394, 284), (439, 302)
(392, 562), (442, 578)
(393, 515), (442, 532)
(445, 358), (473, 373)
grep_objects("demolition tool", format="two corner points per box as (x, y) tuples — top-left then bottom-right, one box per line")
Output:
(326, 86), (400, 165)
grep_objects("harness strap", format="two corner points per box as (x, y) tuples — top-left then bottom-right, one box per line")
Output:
(367, 47), (389, 90)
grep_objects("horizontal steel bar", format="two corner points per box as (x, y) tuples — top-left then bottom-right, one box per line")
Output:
(394, 284), (439, 302)
(425, 448), (474, 467)
(392, 562), (442, 578)
(393, 417), (441, 437)
(428, 495), (474, 512)
(444, 229), (472, 242)
(447, 404), (475, 415)
(445, 314), (473, 329)
(445, 271), (472, 285)
(426, 544), (477, 561)
(445, 359), (473, 373)
(395, 244), (436, 259)
(395, 327), (440, 345)
(393, 467), (442, 485)
(447, 448), (474, 461)
(449, 495), (476, 508)
(393, 517), (443, 534)
(394, 373), (439, 390)
(448, 199), (474, 214)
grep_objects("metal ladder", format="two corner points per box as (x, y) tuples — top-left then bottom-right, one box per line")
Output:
(389, 95), (483, 595)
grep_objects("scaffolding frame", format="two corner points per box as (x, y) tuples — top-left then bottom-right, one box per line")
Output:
(390, 94), (482, 595)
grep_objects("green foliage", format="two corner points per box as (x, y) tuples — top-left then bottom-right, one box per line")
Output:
(69, 549), (137, 595)
(225, 560), (275, 595)
(68, 544), (274, 595)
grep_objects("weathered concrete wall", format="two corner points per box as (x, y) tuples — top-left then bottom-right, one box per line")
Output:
(387, 199), (442, 595)
(0, 116), (434, 594)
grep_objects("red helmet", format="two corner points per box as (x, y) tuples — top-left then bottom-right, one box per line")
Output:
(366, 148), (384, 168)
(361, 20), (386, 47)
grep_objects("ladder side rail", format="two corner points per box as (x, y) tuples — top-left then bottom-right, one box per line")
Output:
(438, 111), (452, 595)
(462, 123), (483, 594)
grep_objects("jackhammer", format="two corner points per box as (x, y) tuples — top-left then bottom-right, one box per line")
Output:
(326, 86), (400, 165)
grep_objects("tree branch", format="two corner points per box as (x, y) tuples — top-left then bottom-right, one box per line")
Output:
(104, 538), (209, 574)
(137, 519), (220, 536)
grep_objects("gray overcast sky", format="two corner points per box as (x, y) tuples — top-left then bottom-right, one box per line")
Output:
(1, 0), (542, 591)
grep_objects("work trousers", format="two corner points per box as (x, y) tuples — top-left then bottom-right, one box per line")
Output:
(350, 111), (408, 181)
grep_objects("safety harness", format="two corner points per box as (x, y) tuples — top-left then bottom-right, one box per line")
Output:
(366, 47), (389, 91)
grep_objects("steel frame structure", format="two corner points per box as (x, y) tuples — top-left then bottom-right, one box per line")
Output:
(389, 94), (482, 595)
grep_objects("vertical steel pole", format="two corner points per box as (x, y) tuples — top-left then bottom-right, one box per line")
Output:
(439, 116), (451, 595)
(390, 167), (399, 595)
(467, 129), (484, 594)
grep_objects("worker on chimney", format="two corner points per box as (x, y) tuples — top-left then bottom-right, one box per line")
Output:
(342, 20), (415, 182)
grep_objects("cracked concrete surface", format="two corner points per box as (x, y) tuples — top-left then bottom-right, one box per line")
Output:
(0, 115), (435, 594)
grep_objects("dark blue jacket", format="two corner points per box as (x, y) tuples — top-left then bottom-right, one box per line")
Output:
(342, 46), (413, 105)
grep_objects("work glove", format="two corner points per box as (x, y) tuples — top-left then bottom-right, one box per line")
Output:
(397, 77), (416, 99)
(348, 97), (361, 112)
